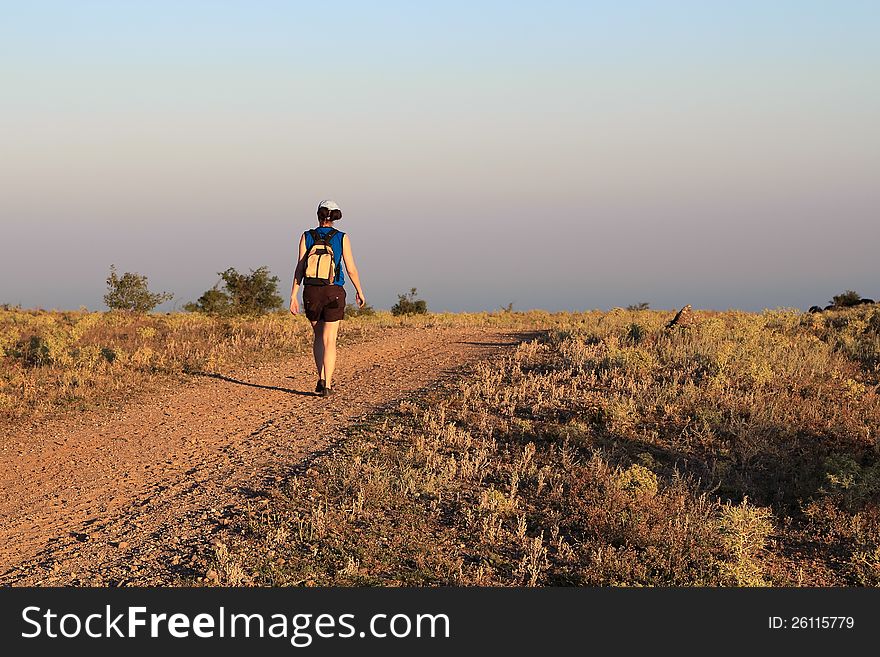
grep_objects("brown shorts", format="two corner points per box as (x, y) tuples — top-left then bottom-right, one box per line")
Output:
(303, 284), (346, 322)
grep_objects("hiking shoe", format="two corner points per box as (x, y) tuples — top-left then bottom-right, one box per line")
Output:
(321, 386), (334, 398)
(315, 379), (325, 394)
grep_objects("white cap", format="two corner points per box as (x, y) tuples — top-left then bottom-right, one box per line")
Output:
(318, 199), (341, 212)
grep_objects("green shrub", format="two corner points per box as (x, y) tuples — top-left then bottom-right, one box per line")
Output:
(626, 323), (646, 343)
(185, 267), (282, 316)
(391, 288), (428, 316)
(831, 290), (862, 308)
(822, 454), (880, 512)
(183, 288), (231, 316)
(344, 302), (376, 318)
(103, 265), (173, 313)
(23, 335), (50, 367)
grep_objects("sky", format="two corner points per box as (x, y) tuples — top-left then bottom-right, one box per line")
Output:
(1, 0), (878, 312)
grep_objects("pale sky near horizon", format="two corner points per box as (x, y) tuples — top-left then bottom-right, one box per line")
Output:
(2, 1), (878, 312)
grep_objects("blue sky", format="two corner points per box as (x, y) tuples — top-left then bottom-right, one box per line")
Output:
(2, 1), (878, 312)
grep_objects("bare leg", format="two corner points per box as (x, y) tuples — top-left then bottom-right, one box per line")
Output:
(311, 320), (325, 380)
(322, 320), (340, 388)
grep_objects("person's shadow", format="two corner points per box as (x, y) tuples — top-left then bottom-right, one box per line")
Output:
(192, 371), (315, 396)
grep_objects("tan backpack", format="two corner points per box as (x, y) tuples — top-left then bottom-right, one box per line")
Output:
(303, 228), (340, 286)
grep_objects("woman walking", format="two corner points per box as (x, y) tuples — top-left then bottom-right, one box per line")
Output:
(290, 200), (366, 397)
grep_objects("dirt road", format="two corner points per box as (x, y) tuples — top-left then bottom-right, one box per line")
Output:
(0, 325), (531, 586)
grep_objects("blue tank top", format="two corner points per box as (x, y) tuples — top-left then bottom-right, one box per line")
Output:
(304, 227), (346, 286)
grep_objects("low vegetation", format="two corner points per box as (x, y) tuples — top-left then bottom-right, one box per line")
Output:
(391, 288), (428, 316)
(184, 266), (283, 316)
(212, 306), (880, 586)
(344, 302), (376, 319)
(0, 309), (304, 426)
(0, 308), (553, 428)
(3, 303), (879, 586)
(831, 290), (864, 308)
(810, 289), (876, 313)
(104, 265), (173, 313)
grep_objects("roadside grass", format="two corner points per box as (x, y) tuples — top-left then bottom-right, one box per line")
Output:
(212, 306), (880, 586)
(0, 308), (564, 430)
(5, 304), (880, 585)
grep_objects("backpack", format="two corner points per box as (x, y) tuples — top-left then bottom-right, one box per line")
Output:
(303, 228), (340, 286)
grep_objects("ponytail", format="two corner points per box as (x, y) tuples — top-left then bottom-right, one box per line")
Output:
(317, 207), (342, 222)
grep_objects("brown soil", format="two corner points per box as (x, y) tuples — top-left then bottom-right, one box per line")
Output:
(0, 325), (531, 586)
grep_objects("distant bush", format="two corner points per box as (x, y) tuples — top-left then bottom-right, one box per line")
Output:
(344, 302), (376, 319)
(391, 288), (428, 316)
(185, 267), (282, 316)
(830, 290), (862, 308)
(104, 265), (173, 313)
(626, 302), (650, 311)
(184, 288), (231, 316)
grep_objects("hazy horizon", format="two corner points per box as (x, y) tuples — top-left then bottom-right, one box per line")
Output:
(2, 1), (878, 313)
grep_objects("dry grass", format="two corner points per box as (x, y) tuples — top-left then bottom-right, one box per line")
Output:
(217, 306), (880, 586)
(0, 307), (561, 431)
(5, 304), (880, 585)
(0, 309), (306, 428)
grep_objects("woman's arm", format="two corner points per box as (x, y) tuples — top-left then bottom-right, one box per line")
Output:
(342, 235), (366, 307)
(289, 233), (307, 315)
